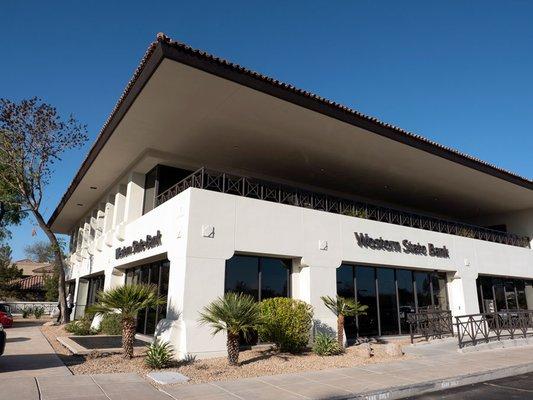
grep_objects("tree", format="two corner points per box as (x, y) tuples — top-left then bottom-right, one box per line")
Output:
(0, 166), (24, 242)
(25, 241), (56, 263)
(0, 244), (23, 300)
(321, 295), (368, 348)
(25, 240), (64, 301)
(198, 292), (260, 365)
(89, 284), (166, 358)
(0, 98), (87, 323)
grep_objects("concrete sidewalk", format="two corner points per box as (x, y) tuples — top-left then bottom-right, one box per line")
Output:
(2, 323), (533, 400)
(0, 321), (70, 379)
(160, 340), (533, 400)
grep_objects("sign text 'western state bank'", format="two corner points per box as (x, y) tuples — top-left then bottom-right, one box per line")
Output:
(115, 231), (162, 259)
(354, 232), (450, 258)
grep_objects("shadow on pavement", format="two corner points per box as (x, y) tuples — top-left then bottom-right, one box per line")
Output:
(6, 337), (30, 343)
(0, 353), (65, 373)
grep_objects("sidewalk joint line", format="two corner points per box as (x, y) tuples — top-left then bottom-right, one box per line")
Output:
(90, 376), (112, 400)
(35, 377), (42, 400)
(209, 382), (246, 399)
(256, 378), (311, 399)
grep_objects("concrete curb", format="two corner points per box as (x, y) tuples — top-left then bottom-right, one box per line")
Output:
(331, 361), (533, 400)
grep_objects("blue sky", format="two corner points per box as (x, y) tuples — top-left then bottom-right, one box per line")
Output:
(1, 1), (532, 259)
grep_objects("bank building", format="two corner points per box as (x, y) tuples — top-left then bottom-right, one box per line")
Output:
(50, 34), (533, 358)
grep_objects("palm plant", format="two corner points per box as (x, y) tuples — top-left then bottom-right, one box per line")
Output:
(198, 292), (260, 366)
(89, 284), (166, 358)
(321, 295), (368, 348)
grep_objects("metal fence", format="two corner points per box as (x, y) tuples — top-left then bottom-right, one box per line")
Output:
(456, 310), (533, 348)
(0, 301), (57, 315)
(155, 168), (530, 249)
(407, 309), (454, 344)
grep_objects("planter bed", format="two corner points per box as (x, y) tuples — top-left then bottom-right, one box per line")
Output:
(40, 321), (412, 385)
(57, 335), (149, 355)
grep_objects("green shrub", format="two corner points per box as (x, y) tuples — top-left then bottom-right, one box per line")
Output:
(145, 340), (174, 369)
(258, 297), (313, 353)
(65, 316), (96, 336)
(22, 308), (32, 318)
(99, 313), (122, 335)
(33, 306), (45, 319)
(313, 332), (343, 356)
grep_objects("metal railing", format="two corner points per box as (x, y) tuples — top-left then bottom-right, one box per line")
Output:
(456, 310), (533, 348)
(407, 309), (454, 344)
(155, 168), (531, 249)
(0, 301), (57, 315)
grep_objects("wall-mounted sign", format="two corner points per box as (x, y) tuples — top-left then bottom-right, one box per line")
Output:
(354, 232), (450, 258)
(115, 231), (162, 259)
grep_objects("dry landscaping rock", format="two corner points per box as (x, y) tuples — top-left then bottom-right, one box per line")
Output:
(385, 342), (403, 357)
(39, 320), (410, 385)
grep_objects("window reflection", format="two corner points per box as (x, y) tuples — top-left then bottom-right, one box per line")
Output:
(476, 275), (533, 312)
(337, 264), (449, 337)
(124, 259), (170, 335)
(225, 255), (291, 301)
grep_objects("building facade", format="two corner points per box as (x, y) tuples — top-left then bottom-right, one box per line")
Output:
(50, 34), (533, 359)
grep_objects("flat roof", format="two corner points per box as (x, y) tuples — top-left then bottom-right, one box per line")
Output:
(49, 33), (533, 233)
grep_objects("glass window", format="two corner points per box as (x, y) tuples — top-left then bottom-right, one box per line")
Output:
(143, 167), (157, 214)
(225, 256), (259, 300)
(397, 269), (415, 334)
(414, 272), (432, 310)
(337, 265), (355, 299)
(355, 266), (378, 336)
(260, 258), (290, 299)
(124, 259), (170, 335)
(432, 273), (448, 311)
(504, 280), (518, 310)
(337, 265), (357, 339)
(493, 278), (507, 311)
(377, 268), (399, 335)
(224, 255), (291, 301)
(143, 165), (193, 215)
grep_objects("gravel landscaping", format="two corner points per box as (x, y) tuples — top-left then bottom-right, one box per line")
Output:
(40, 320), (411, 385)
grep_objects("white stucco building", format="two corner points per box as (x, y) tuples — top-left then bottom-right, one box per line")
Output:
(51, 34), (533, 359)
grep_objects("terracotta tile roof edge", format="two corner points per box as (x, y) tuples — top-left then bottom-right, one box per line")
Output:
(48, 32), (532, 229)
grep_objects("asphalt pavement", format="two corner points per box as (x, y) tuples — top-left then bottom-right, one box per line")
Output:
(404, 371), (533, 399)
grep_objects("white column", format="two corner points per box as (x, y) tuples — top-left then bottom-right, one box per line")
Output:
(112, 185), (127, 227)
(124, 172), (145, 223)
(102, 195), (115, 233)
(294, 263), (339, 340)
(160, 254), (227, 359)
(448, 271), (479, 317)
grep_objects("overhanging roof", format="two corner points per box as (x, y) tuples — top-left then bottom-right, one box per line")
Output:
(49, 33), (533, 233)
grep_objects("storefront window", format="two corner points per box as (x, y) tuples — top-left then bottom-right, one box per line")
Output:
(476, 275), (533, 312)
(355, 266), (378, 337)
(337, 265), (449, 338)
(377, 268), (399, 335)
(225, 255), (291, 301)
(397, 269), (416, 333)
(225, 256), (259, 300)
(86, 274), (105, 308)
(432, 274), (449, 311)
(124, 259), (170, 335)
(336, 265), (357, 339)
(414, 272), (432, 309)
